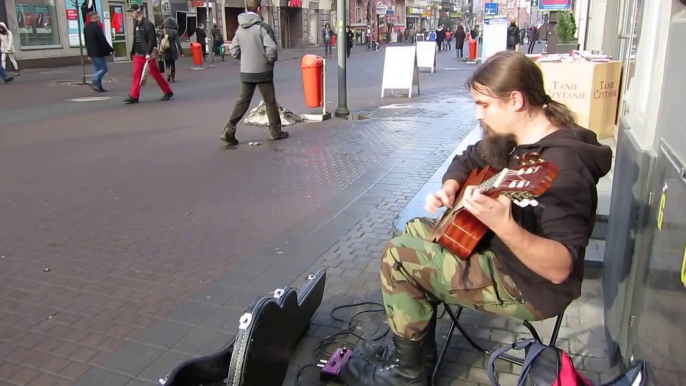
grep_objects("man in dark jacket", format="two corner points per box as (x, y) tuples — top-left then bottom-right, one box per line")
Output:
(220, 0), (288, 145)
(84, 11), (112, 92)
(507, 20), (520, 50)
(124, 3), (173, 104)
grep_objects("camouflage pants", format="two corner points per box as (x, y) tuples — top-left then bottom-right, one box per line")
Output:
(381, 217), (544, 340)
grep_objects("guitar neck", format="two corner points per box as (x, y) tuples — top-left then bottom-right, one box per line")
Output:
(445, 170), (505, 216)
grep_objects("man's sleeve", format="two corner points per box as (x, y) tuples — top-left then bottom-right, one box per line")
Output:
(229, 30), (240, 59)
(98, 27), (113, 54)
(534, 167), (595, 264)
(261, 24), (278, 63)
(145, 22), (156, 55)
(441, 141), (487, 185)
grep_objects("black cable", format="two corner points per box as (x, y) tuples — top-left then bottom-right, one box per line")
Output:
(294, 364), (320, 386)
(296, 301), (391, 384)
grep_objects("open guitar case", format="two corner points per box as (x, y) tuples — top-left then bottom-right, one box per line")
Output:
(158, 269), (326, 386)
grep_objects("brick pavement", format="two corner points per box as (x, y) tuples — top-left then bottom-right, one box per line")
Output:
(0, 77), (479, 385)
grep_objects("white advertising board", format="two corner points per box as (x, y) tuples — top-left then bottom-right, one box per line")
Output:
(416, 41), (437, 73)
(381, 46), (421, 98)
(482, 16), (508, 61)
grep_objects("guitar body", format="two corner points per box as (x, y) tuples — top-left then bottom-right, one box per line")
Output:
(159, 270), (326, 386)
(428, 155), (558, 260)
(430, 166), (497, 260)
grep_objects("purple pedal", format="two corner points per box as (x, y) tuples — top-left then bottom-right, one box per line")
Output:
(319, 347), (352, 383)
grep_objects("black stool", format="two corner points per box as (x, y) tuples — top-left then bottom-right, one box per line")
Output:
(432, 304), (565, 383)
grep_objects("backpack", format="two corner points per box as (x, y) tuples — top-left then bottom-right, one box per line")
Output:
(160, 34), (170, 53)
(488, 339), (648, 386)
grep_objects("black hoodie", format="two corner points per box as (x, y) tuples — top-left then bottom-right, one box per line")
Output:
(442, 126), (613, 318)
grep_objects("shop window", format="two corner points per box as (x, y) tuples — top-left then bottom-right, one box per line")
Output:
(14, 0), (59, 47)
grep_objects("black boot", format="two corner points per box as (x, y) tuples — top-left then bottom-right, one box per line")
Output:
(341, 336), (427, 386)
(220, 124), (239, 145)
(268, 127), (289, 141)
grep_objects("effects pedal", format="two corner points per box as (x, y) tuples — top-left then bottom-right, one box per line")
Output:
(318, 347), (352, 383)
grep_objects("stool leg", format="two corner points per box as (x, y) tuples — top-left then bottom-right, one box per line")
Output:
(443, 304), (525, 366)
(549, 312), (565, 346)
(523, 321), (543, 343)
(432, 319), (457, 385)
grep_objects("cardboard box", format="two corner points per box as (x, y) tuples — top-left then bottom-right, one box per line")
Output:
(537, 60), (622, 139)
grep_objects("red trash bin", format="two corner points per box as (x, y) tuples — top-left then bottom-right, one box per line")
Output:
(331, 34), (337, 48)
(191, 42), (203, 65)
(301, 54), (324, 108)
(468, 39), (477, 60)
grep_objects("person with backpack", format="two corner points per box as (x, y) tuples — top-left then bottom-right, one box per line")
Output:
(212, 24), (225, 61)
(220, 0), (289, 145)
(159, 17), (183, 83)
(84, 11), (113, 92)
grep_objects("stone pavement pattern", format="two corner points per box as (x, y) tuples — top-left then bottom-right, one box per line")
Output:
(0, 65), (477, 384)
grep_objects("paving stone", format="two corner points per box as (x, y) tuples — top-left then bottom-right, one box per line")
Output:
(161, 300), (219, 326)
(137, 351), (194, 383)
(73, 368), (132, 386)
(99, 342), (165, 376)
(129, 319), (192, 349)
(171, 327), (232, 357)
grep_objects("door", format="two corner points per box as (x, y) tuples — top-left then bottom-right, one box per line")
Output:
(308, 10), (318, 45)
(616, 0), (644, 117)
(109, 3), (128, 60)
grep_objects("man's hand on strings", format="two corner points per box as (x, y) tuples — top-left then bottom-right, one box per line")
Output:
(425, 188), (455, 214)
(462, 186), (514, 233)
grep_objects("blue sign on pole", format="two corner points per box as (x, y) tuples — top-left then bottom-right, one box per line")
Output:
(539, 0), (572, 11)
(484, 2), (498, 17)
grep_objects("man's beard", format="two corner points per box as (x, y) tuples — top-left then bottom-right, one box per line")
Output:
(478, 122), (517, 171)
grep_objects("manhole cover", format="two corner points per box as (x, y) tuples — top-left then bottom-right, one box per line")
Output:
(69, 97), (111, 102)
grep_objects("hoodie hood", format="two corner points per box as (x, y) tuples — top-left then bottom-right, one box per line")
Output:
(162, 17), (178, 30)
(521, 125), (613, 182)
(0, 22), (7, 32)
(238, 12), (263, 28)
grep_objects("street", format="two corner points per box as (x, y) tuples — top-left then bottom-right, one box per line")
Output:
(0, 46), (480, 386)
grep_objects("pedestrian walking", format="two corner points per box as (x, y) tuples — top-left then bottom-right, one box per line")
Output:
(0, 22), (19, 76)
(0, 65), (13, 83)
(160, 17), (183, 83)
(455, 24), (466, 60)
(444, 28), (452, 51)
(436, 25), (445, 51)
(84, 12), (113, 92)
(345, 26), (354, 58)
(123, 3), (173, 104)
(220, 0), (289, 145)
(212, 24), (225, 61)
(322, 23), (333, 58)
(507, 20), (520, 51)
(196, 24), (207, 60)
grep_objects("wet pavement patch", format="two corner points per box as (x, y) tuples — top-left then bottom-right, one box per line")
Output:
(348, 112), (371, 120)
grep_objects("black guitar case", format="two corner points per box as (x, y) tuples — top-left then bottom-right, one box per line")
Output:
(159, 269), (326, 386)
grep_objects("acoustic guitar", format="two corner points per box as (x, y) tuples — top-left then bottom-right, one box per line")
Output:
(427, 153), (558, 260)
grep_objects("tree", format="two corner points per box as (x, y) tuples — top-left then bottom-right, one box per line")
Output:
(72, 0), (87, 85)
(554, 11), (576, 44)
